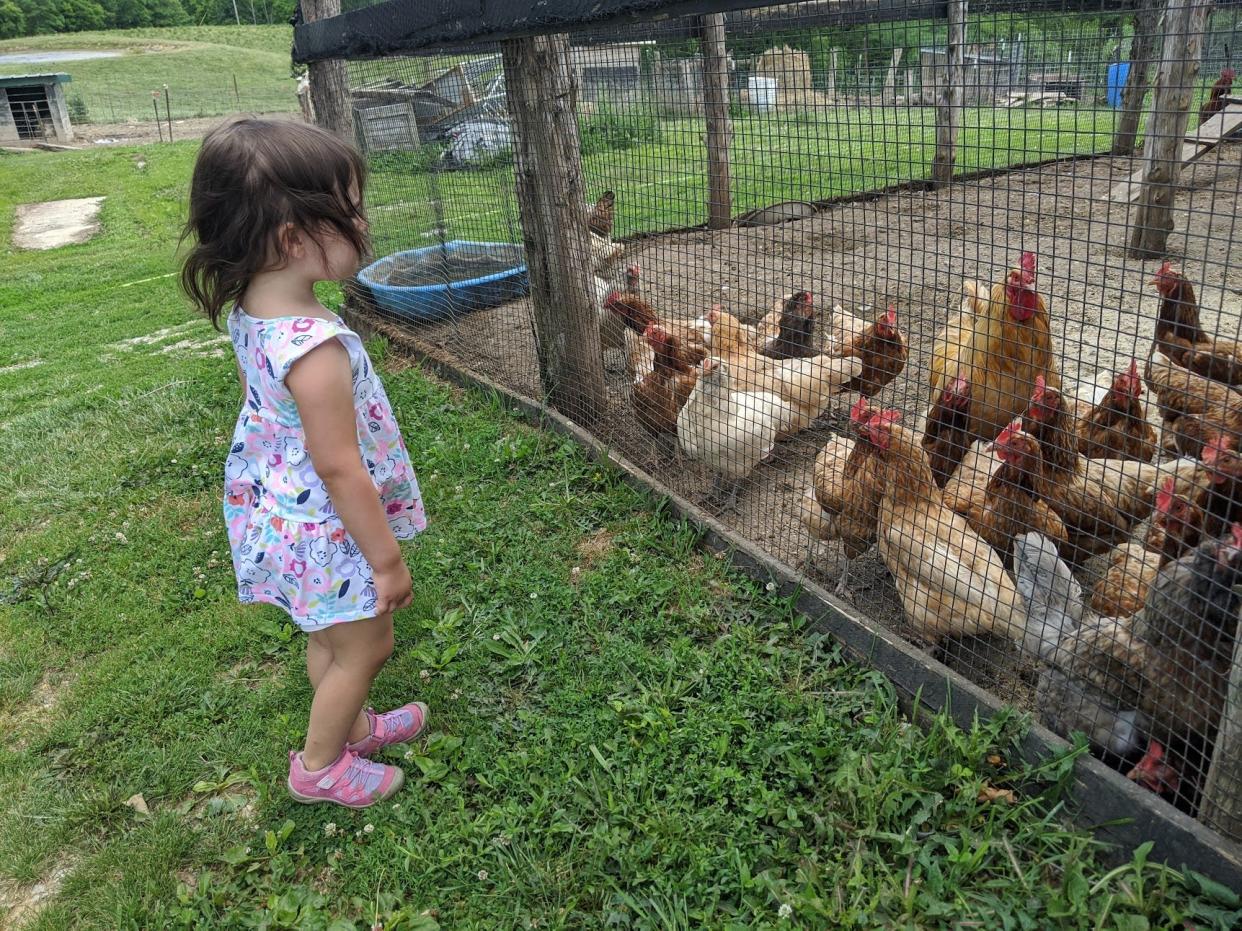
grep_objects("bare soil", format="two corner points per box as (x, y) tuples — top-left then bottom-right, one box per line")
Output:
(369, 143), (1242, 693)
(69, 111), (301, 147)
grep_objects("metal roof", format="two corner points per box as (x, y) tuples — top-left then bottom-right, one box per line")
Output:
(0, 73), (71, 89)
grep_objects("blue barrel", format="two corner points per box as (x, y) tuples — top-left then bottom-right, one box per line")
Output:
(1107, 62), (1130, 108)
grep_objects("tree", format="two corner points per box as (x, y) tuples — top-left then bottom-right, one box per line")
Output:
(0, 0), (25, 38)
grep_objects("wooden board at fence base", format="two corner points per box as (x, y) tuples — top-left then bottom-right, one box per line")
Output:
(1104, 97), (1242, 203)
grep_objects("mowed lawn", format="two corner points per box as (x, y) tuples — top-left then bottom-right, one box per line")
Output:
(1, 143), (1241, 929)
(0, 26), (298, 121)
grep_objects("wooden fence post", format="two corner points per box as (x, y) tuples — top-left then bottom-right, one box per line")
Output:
(502, 34), (607, 426)
(1129, 0), (1211, 257)
(1112, 0), (1164, 156)
(882, 47), (904, 104)
(701, 13), (733, 229)
(300, 0), (354, 142)
(827, 48), (839, 101)
(1202, 634), (1242, 840)
(931, 0), (967, 186)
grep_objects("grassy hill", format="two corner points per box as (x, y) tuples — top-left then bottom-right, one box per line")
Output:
(0, 26), (298, 123)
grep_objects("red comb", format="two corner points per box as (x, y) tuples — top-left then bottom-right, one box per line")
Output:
(849, 395), (871, 424)
(1128, 358), (1139, 378)
(883, 305), (897, 326)
(1232, 523), (1242, 548)
(627, 262), (641, 274)
(604, 290), (621, 305)
(1032, 375), (1047, 402)
(1020, 252), (1036, 280)
(1155, 476), (1176, 514)
(949, 375), (969, 395)
(872, 408), (902, 427)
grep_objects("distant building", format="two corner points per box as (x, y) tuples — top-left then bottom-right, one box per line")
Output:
(0, 73), (74, 144)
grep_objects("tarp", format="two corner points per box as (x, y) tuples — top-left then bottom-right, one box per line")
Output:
(292, 0), (928, 63)
(292, 0), (1133, 64)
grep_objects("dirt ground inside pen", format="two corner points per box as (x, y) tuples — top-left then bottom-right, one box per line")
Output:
(371, 143), (1242, 696)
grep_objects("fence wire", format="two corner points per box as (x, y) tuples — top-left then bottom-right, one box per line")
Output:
(339, 0), (1242, 841)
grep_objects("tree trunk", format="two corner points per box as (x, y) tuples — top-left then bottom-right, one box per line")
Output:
(931, 0), (967, 186)
(701, 13), (733, 230)
(301, 0), (354, 142)
(1129, 0), (1211, 257)
(1201, 633), (1242, 840)
(1112, 0), (1164, 156)
(502, 34), (607, 426)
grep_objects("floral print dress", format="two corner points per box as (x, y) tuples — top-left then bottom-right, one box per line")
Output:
(223, 309), (426, 631)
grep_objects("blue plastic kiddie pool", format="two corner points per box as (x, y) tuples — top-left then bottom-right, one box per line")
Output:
(357, 240), (528, 323)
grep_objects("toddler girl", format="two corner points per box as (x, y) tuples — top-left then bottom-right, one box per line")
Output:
(182, 118), (428, 808)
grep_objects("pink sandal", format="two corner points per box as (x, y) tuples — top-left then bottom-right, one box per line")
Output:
(346, 701), (429, 758)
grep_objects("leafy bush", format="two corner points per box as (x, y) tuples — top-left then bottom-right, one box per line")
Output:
(66, 95), (90, 124)
(579, 105), (662, 156)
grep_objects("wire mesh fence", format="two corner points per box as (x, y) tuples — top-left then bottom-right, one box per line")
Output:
(317, 0), (1242, 844)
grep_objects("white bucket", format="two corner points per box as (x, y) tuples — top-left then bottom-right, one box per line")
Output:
(747, 76), (777, 112)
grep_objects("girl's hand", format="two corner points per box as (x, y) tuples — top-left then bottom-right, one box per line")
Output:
(373, 561), (413, 616)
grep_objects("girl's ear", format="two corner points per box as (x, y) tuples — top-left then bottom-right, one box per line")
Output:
(278, 223), (304, 260)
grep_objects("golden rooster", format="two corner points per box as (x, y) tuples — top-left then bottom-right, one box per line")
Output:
(930, 252), (1059, 445)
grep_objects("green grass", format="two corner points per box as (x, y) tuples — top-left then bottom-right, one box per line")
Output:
(2, 140), (1241, 929)
(364, 104), (1122, 255)
(0, 26), (298, 122)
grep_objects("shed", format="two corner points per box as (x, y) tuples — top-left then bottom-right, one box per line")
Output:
(571, 42), (649, 104)
(0, 73), (74, 144)
(919, 47), (1017, 104)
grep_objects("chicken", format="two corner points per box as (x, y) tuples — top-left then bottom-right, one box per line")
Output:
(1077, 359), (1157, 462)
(824, 303), (873, 353)
(1199, 67), (1236, 127)
(1130, 524), (1242, 789)
(604, 290), (709, 385)
(837, 304), (908, 398)
(1145, 349), (1242, 427)
(928, 282), (987, 389)
(632, 325), (697, 445)
(1197, 436), (1242, 541)
(759, 290), (817, 360)
(929, 252), (1060, 445)
(1089, 477), (1204, 619)
(1128, 739), (1182, 799)
(586, 190), (615, 238)
(1151, 262), (1242, 387)
(1145, 351), (1242, 460)
(704, 307), (862, 434)
(1014, 532), (1147, 758)
(952, 419), (1066, 567)
(676, 358), (796, 506)
(859, 407), (1027, 646)
(1017, 524), (1242, 795)
(1166, 411), (1242, 459)
(800, 397), (886, 596)
(1023, 376), (1203, 564)
(922, 375), (975, 489)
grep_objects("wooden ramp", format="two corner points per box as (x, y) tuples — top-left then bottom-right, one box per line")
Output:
(1103, 96), (1242, 203)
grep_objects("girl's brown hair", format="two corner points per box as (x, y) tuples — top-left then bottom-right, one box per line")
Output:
(180, 118), (370, 329)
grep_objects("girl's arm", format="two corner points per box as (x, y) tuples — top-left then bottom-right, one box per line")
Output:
(287, 339), (412, 616)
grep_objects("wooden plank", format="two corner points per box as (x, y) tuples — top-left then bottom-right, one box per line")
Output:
(1105, 103), (1242, 202)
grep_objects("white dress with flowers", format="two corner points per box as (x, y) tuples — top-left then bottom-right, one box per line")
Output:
(223, 309), (426, 631)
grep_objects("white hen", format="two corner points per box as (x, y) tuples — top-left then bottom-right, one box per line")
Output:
(678, 358), (797, 505)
